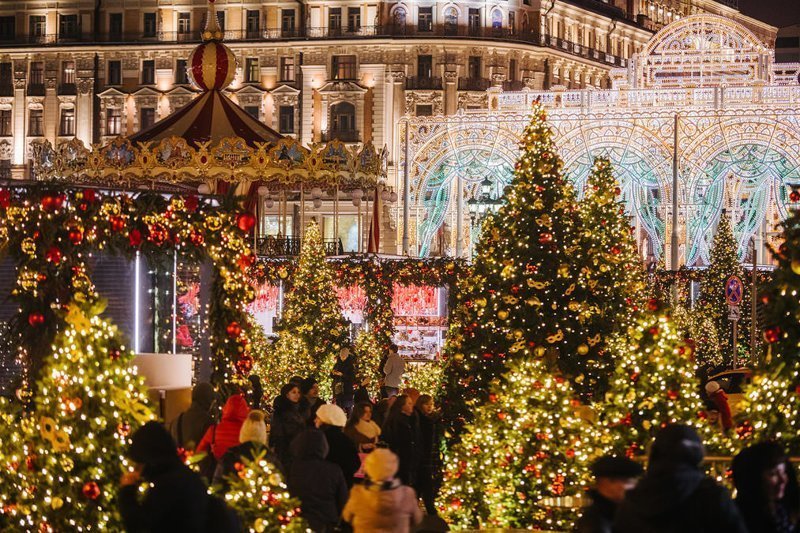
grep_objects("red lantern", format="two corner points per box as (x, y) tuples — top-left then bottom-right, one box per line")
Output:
(764, 326), (782, 344)
(82, 481), (100, 500)
(27, 312), (45, 327)
(237, 212), (257, 232)
(129, 229), (143, 247)
(45, 246), (63, 264)
(68, 227), (83, 245)
(226, 321), (242, 338)
(236, 355), (254, 374)
(0, 189), (9, 208)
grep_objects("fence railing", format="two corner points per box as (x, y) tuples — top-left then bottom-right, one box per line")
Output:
(256, 236), (343, 257)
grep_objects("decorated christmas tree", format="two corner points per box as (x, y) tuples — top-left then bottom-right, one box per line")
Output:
(354, 330), (383, 398)
(438, 357), (608, 530)
(577, 157), (647, 397)
(0, 300), (153, 531)
(602, 303), (732, 458)
(250, 319), (316, 402)
(221, 448), (307, 532)
(275, 220), (350, 397)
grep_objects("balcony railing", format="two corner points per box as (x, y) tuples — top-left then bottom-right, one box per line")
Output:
(256, 236), (343, 257)
(322, 130), (360, 143)
(502, 80), (525, 91)
(406, 76), (443, 90)
(2, 27), (628, 68)
(458, 77), (492, 91)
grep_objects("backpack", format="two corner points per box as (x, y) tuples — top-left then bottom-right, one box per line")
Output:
(206, 493), (241, 533)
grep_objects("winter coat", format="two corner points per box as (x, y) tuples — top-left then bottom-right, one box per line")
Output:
(614, 462), (748, 533)
(287, 429), (349, 532)
(196, 394), (249, 460)
(416, 408), (436, 469)
(383, 353), (405, 388)
(270, 396), (309, 466)
(333, 357), (356, 401)
(381, 413), (421, 487)
(213, 441), (284, 489)
(574, 489), (615, 533)
(301, 396), (326, 426)
(342, 480), (423, 533)
(169, 383), (215, 450)
(321, 425), (361, 488)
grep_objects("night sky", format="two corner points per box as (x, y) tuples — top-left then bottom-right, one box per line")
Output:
(737, 0), (800, 28)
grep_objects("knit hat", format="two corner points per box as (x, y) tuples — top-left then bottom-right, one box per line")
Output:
(649, 424), (705, 467)
(239, 410), (268, 445)
(316, 404), (347, 427)
(591, 455), (644, 479)
(364, 448), (399, 482)
(705, 381), (721, 395)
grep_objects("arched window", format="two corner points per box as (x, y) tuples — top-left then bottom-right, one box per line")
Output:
(393, 7), (406, 30)
(521, 13), (529, 35)
(444, 7), (458, 35)
(330, 102), (357, 141)
(491, 10), (502, 30)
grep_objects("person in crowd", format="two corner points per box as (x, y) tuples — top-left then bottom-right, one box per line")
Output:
(415, 394), (440, 515)
(247, 375), (264, 410)
(315, 403), (361, 488)
(614, 424), (747, 533)
(353, 377), (373, 406)
(287, 429), (349, 533)
(373, 396), (396, 428)
(383, 344), (406, 398)
(196, 393), (249, 462)
(289, 375), (305, 387)
(270, 382), (309, 468)
(381, 394), (421, 488)
(119, 421), (210, 532)
(403, 388), (421, 406)
(301, 376), (325, 424)
(169, 382), (216, 451)
(344, 402), (382, 453)
(213, 410), (282, 488)
(575, 455), (643, 533)
(342, 448), (423, 532)
(732, 441), (800, 533)
(705, 381), (733, 431)
(332, 346), (356, 413)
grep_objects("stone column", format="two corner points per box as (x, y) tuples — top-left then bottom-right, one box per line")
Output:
(76, 78), (94, 148)
(444, 70), (457, 115)
(12, 77), (25, 173)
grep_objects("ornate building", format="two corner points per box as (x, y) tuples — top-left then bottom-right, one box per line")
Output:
(400, 14), (799, 267)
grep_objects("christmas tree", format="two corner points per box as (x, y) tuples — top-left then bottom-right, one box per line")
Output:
(220, 448), (307, 532)
(438, 357), (607, 530)
(441, 102), (599, 432)
(0, 300), (153, 531)
(250, 319), (315, 402)
(577, 157), (647, 398)
(354, 330), (383, 398)
(602, 303), (732, 458)
(275, 220), (350, 397)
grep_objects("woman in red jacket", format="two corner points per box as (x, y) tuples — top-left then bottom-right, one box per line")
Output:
(196, 393), (250, 461)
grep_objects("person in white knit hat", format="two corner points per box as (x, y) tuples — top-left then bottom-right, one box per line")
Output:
(213, 410), (282, 487)
(342, 448), (423, 532)
(315, 403), (360, 487)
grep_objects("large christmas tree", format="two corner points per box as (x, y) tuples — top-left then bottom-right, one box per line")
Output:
(0, 300), (153, 531)
(275, 220), (350, 397)
(438, 357), (608, 530)
(577, 157), (646, 397)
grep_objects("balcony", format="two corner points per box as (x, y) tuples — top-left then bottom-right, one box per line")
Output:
(256, 236), (343, 257)
(58, 83), (76, 95)
(458, 77), (492, 91)
(406, 76), (443, 90)
(322, 130), (360, 143)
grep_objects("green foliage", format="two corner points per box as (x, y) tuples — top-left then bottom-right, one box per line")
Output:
(403, 360), (446, 397)
(354, 330), (383, 399)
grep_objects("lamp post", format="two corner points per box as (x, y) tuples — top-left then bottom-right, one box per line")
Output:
(466, 176), (503, 257)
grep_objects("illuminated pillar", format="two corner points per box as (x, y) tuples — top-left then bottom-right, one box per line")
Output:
(12, 77), (25, 170)
(76, 78), (94, 147)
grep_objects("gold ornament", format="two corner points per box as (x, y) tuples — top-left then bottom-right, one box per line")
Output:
(534, 346), (547, 357)
(497, 310), (509, 320)
(577, 344), (589, 355)
(792, 259), (800, 276)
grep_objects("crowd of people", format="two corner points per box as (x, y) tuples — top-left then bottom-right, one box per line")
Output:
(117, 343), (800, 533)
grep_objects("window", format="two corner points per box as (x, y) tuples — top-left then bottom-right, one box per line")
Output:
(444, 7), (458, 34)
(416, 104), (433, 116)
(329, 8), (342, 34)
(246, 10), (260, 37)
(468, 9), (480, 35)
(29, 15), (45, 38)
(331, 55), (356, 80)
(244, 106), (259, 119)
(0, 16), (15, 41)
(0, 109), (10, 136)
(109, 13), (122, 38)
(61, 60), (75, 84)
(143, 13), (157, 37)
(107, 60), (121, 85)
(279, 106), (294, 133)
(509, 11), (515, 34)
(140, 108), (156, 130)
(106, 108), (121, 135)
(347, 7), (361, 33)
(509, 58), (517, 81)
(418, 7), (432, 32)
(141, 60), (155, 85)
(60, 108), (75, 136)
(29, 61), (44, 86)
(0, 63), (12, 95)
(280, 56), (295, 82)
(281, 10), (295, 35)
(177, 13), (190, 34)
(468, 56), (481, 79)
(28, 109), (43, 136)
(492, 10), (502, 29)
(330, 102), (355, 133)
(245, 58), (259, 83)
(59, 14), (79, 39)
(175, 59), (188, 84)
(392, 8), (406, 30)
(417, 55), (433, 79)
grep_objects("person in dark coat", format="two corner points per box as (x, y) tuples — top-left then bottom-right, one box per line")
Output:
(169, 382), (216, 451)
(732, 441), (800, 533)
(575, 455), (643, 533)
(213, 410), (283, 488)
(353, 377), (373, 406)
(381, 394), (421, 488)
(247, 375), (264, 410)
(300, 377), (325, 425)
(119, 421), (210, 533)
(270, 383), (309, 468)
(287, 429), (349, 533)
(315, 403), (361, 488)
(414, 394), (441, 515)
(614, 424), (748, 533)
(332, 346), (356, 413)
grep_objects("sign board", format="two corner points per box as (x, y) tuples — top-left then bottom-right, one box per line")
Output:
(728, 305), (741, 322)
(725, 276), (744, 306)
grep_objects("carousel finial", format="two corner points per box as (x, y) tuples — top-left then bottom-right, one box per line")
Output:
(202, 0), (224, 42)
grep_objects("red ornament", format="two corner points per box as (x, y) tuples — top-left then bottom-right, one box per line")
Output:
(237, 253), (256, 271)
(129, 229), (143, 247)
(667, 390), (679, 400)
(45, 246), (63, 264)
(189, 231), (205, 246)
(764, 326), (782, 344)
(0, 189), (10, 208)
(147, 224), (169, 246)
(614, 187), (622, 196)
(611, 246), (621, 255)
(646, 298), (660, 312)
(117, 422), (131, 437)
(488, 393), (497, 403)
(28, 312), (45, 327)
(82, 481), (100, 500)
(236, 355), (254, 374)
(496, 412), (507, 420)
(82, 189), (96, 203)
(226, 321), (242, 338)
(68, 227), (83, 245)
(538, 232), (553, 244)
(109, 216), (126, 232)
(791, 190), (800, 203)
(184, 195), (199, 212)
(237, 212), (257, 232)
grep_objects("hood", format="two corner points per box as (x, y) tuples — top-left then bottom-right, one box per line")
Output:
(221, 394), (249, 423)
(191, 382), (215, 411)
(625, 463), (705, 517)
(291, 429), (329, 460)
(128, 421), (181, 479)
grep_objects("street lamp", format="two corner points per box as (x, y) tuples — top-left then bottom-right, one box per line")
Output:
(467, 177), (503, 256)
